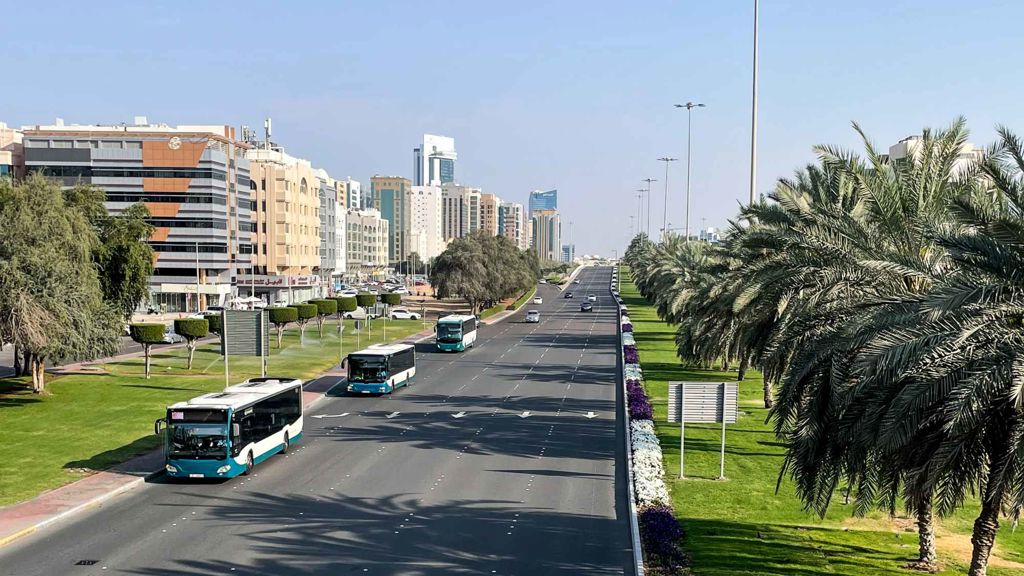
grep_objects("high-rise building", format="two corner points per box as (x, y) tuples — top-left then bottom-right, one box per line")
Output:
(339, 177), (362, 210)
(0, 122), (24, 180)
(370, 175), (411, 265)
(528, 189), (558, 213)
(441, 183), (481, 240)
(244, 146), (323, 304)
(531, 209), (561, 261)
(406, 185), (444, 260)
(346, 208), (389, 280)
(561, 244), (576, 263)
(479, 193), (501, 236)
(413, 134), (456, 186)
(498, 201), (526, 249)
(316, 170), (347, 294)
(22, 118), (253, 312)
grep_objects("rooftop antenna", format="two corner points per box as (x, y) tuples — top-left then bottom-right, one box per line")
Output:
(264, 118), (272, 150)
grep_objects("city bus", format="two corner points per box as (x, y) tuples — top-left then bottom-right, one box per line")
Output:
(435, 314), (478, 352)
(154, 377), (303, 479)
(345, 343), (416, 394)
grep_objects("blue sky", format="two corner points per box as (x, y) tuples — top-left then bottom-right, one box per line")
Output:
(3, 1), (1022, 255)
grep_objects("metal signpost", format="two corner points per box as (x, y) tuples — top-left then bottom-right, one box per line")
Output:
(221, 310), (271, 381)
(668, 382), (739, 479)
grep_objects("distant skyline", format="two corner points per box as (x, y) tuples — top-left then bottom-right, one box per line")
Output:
(3, 1), (1023, 255)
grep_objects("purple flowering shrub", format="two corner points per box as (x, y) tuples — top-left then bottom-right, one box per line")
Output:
(622, 323), (634, 333)
(639, 504), (688, 573)
(623, 346), (639, 364)
(627, 379), (654, 420)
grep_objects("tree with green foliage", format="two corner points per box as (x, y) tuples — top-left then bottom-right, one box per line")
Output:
(0, 174), (121, 393)
(381, 293), (401, 306)
(293, 303), (318, 341)
(206, 313), (222, 336)
(308, 299), (338, 338)
(64, 184), (154, 320)
(430, 232), (532, 313)
(173, 318), (209, 370)
(355, 293), (377, 309)
(129, 323), (166, 379)
(267, 306), (298, 348)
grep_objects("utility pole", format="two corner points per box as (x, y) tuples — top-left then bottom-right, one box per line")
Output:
(749, 0), (759, 206)
(674, 102), (705, 241)
(657, 158), (678, 241)
(641, 179), (657, 237)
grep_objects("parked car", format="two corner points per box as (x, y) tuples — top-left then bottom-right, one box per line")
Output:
(343, 306), (379, 320)
(339, 288), (359, 298)
(525, 310), (541, 323)
(162, 326), (184, 344)
(587, 294), (597, 302)
(414, 280), (426, 286)
(391, 286), (410, 295)
(533, 296), (543, 305)
(580, 302), (593, 312)
(564, 292), (574, 299)
(390, 307), (421, 320)
(539, 279), (547, 284)
(573, 279), (581, 284)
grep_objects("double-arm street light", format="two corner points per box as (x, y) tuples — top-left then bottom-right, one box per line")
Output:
(656, 157), (678, 241)
(641, 178), (657, 237)
(674, 102), (705, 241)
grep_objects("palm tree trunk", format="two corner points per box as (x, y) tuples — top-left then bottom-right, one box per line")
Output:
(912, 497), (937, 571)
(968, 468), (1005, 576)
(763, 375), (774, 409)
(737, 355), (748, 382)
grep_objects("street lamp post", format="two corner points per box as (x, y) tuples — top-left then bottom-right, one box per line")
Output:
(674, 102), (705, 241)
(641, 178), (657, 237)
(634, 190), (644, 236)
(656, 157), (678, 241)
(750, 0), (759, 206)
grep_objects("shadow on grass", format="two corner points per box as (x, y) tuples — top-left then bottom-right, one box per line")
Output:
(63, 434), (161, 474)
(122, 383), (209, 392)
(681, 518), (918, 576)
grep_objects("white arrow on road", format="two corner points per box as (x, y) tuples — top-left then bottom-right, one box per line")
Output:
(311, 412), (350, 419)
(584, 412), (598, 419)
(518, 411), (532, 418)
(386, 412), (400, 419)
(452, 411), (467, 419)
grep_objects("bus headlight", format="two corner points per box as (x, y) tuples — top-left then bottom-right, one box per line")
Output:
(165, 464), (177, 473)
(216, 465), (231, 474)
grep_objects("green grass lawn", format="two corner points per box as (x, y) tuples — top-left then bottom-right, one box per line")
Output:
(0, 318), (424, 506)
(620, 268), (1024, 575)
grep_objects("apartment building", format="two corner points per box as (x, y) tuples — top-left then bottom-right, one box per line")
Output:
(441, 183), (481, 240)
(479, 193), (501, 236)
(22, 118), (252, 312)
(407, 185), (444, 260)
(346, 208), (389, 280)
(370, 175), (411, 264)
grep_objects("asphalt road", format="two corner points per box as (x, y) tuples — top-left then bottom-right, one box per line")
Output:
(0, 266), (633, 575)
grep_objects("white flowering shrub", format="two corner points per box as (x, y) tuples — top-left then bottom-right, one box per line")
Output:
(622, 333), (636, 346)
(630, 419), (670, 507)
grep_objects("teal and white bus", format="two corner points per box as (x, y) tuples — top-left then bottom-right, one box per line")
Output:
(154, 377), (303, 479)
(435, 314), (478, 352)
(345, 343), (416, 394)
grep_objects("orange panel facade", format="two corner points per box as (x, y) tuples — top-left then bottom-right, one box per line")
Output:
(142, 139), (206, 167)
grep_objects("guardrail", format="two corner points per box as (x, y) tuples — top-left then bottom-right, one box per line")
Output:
(615, 267), (646, 575)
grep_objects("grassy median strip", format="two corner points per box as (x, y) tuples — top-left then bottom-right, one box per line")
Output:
(0, 319), (423, 506)
(619, 268), (1024, 575)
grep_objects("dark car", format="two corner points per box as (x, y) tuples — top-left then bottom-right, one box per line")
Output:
(580, 302), (593, 312)
(564, 292), (574, 299)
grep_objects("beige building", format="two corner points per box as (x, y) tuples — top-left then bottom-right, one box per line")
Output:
(346, 208), (389, 280)
(245, 147), (323, 304)
(479, 193), (501, 236)
(531, 208), (561, 262)
(370, 175), (411, 264)
(498, 201), (527, 249)
(0, 122), (24, 180)
(441, 183), (481, 240)
(407, 185), (444, 260)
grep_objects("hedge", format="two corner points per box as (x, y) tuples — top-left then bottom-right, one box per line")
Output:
(129, 323), (165, 344)
(173, 318), (209, 340)
(356, 293), (377, 308)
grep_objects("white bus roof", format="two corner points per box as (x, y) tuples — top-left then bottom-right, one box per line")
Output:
(438, 314), (476, 323)
(168, 378), (302, 411)
(350, 343), (415, 356)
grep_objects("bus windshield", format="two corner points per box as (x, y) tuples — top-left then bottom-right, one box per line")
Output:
(437, 324), (463, 343)
(169, 423), (228, 459)
(348, 358), (388, 382)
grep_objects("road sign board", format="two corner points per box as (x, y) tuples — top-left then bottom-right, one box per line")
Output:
(667, 382), (738, 424)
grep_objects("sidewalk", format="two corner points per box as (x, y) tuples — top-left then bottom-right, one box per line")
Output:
(0, 326), (437, 548)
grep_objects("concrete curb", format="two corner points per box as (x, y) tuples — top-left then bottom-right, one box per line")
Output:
(617, 266), (646, 576)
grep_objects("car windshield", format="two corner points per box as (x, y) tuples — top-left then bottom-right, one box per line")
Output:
(168, 423), (228, 459)
(437, 324), (462, 342)
(348, 357), (387, 382)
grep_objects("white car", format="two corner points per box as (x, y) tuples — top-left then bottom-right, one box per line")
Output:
(343, 306), (378, 320)
(573, 279), (581, 284)
(162, 326), (184, 344)
(391, 286), (410, 295)
(390, 307), (421, 320)
(533, 297), (543, 305)
(339, 289), (359, 298)
(525, 310), (540, 323)
(587, 294), (597, 302)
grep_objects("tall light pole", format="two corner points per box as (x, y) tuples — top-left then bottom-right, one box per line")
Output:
(749, 0), (759, 206)
(629, 215), (635, 238)
(641, 178), (657, 237)
(656, 157), (677, 240)
(674, 102), (705, 241)
(635, 189), (644, 236)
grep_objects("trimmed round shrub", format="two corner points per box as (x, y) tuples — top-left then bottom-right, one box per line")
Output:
(309, 298), (338, 316)
(129, 323), (166, 344)
(381, 293), (402, 306)
(355, 293), (377, 308)
(336, 296), (358, 313)
(293, 303), (318, 321)
(173, 318), (209, 340)
(206, 313), (223, 335)
(268, 306), (299, 324)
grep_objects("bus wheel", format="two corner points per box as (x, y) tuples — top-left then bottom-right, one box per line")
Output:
(281, 432), (290, 454)
(244, 452), (254, 476)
